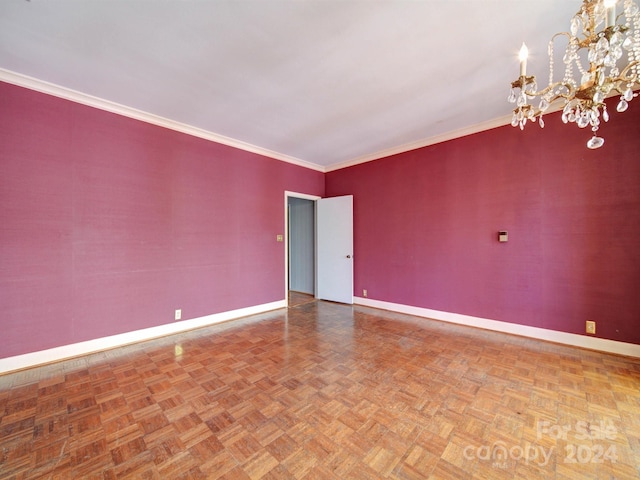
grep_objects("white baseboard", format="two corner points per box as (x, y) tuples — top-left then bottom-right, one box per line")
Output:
(4, 297), (637, 375)
(354, 297), (640, 358)
(0, 300), (286, 375)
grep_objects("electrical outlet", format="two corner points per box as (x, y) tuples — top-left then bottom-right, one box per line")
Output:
(175, 309), (182, 320)
(586, 320), (596, 335)
(363, 289), (367, 297)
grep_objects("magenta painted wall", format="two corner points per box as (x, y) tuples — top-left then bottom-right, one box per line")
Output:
(0, 82), (324, 358)
(2, 79), (639, 359)
(326, 99), (640, 345)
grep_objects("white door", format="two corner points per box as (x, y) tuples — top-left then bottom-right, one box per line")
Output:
(316, 195), (353, 304)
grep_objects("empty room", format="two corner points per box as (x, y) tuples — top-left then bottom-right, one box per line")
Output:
(1, 0), (639, 478)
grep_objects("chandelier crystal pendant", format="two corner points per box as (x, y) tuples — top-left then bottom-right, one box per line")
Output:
(508, 0), (640, 149)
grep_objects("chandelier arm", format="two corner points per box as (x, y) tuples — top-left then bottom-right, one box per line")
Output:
(551, 32), (572, 42)
(618, 60), (640, 83)
(522, 81), (576, 100)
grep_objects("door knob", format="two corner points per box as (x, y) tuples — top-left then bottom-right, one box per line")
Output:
(346, 255), (351, 258)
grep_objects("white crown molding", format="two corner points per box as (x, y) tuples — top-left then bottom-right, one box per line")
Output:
(325, 115), (513, 172)
(0, 300), (286, 375)
(325, 87), (629, 172)
(10, 69), (621, 175)
(0, 68), (518, 174)
(355, 297), (640, 358)
(0, 68), (325, 173)
(0, 68), (530, 174)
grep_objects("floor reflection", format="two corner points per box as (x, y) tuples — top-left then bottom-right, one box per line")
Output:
(1, 300), (639, 478)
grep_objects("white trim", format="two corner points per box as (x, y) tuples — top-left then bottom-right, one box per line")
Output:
(0, 68), (525, 174)
(284, 191), (322, 305)
(325, 116), (513, 172)
(1, 68), (518, 174)
(325, 90), (594, 172)
(284, 191), (322, 202)
(9, 70), (626, 176)
(0, 68), (324, 173)
(0, 300), (285, 375)
(354, 297), (640, 358)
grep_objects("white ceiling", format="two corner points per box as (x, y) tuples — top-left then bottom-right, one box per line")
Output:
(0, 0), (582, 170)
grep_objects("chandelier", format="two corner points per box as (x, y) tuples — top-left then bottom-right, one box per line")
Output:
(508, 0), (640, 149)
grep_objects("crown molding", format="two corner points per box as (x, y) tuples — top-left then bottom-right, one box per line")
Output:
(0, 68), (325, 173)
(1, 68), (537, 174)
(325, 115), (513, 172)
(325, 86), (632, 173)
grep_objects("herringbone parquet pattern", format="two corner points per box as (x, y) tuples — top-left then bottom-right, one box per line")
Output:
(1, 299), (639, 479)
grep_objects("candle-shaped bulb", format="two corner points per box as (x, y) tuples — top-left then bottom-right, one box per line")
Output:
(605, 0), (616, 27)
(519, 43), (528, 77)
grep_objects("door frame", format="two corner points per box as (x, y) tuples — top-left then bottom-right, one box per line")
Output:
(284, 191), (321, 306)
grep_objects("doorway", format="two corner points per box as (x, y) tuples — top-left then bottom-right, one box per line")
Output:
(285, 192), (320, 307)
(287, 196), (315, 303)
(285, 192), (354, 307)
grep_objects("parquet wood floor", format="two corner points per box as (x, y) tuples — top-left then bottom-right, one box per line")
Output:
(288, 292), (316, 308)
(1, 301), (639, 479)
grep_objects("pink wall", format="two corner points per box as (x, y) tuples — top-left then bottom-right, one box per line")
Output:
(326, 98), (640, 345)
(0, 82), (324, 358)
(2, 79), (639, 359)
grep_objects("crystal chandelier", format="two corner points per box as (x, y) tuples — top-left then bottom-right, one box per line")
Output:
(508, 0), (640, 149)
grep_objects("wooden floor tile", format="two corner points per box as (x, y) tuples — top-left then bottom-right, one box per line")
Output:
(1, 300), (640, 479)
